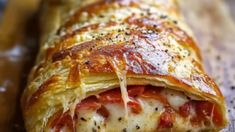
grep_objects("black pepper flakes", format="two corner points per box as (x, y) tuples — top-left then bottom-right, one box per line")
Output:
(231, 86), (235, 90)
(160, 15), (167, 19)
(231, 100), (234, 104)
(118, 117), (122, 121)
(74, 114), (78, 120)
(80, 117), (87, 121)
(146, 9), (151, 15)
(136, 125), (140, 130)
(98, 126), (100, 129)
(216, 55), (221, 61)
(92, 128), (97, 132)
(155, 107), (158, 111)
(173, 20), (178, 24)
(94, 121), (97, 126)
(99, 14), (104, 18)
(123, 128), (127, 132)
(125, 32), (130, 35)
(84, 61), (91, 65)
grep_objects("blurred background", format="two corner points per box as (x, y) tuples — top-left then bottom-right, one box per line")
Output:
(0, 0), (234, 132)
(0, 0), (40, 131)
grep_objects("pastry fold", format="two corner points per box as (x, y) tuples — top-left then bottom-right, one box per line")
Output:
(22, 0), (228, 131)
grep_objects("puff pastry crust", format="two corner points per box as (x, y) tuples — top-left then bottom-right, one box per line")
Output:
(22, 0), (228, 131)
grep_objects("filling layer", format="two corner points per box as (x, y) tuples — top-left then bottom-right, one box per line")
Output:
(50, 85), (223, 132)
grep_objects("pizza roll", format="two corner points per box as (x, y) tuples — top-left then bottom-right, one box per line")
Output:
(22, 0), (228, 131)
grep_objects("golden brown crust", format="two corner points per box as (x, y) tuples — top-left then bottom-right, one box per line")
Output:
(22, 0), (228, 131)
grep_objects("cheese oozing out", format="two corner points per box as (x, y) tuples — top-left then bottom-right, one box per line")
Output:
(51, 86), (223, 132)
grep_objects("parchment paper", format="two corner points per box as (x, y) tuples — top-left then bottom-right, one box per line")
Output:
(179, 0), (235, 131)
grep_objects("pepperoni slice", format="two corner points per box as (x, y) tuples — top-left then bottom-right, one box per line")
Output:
(99, 88), (122, 104)
(141, 86), (168, 105)
(158, 108), (175, 129)
(128, 85), (145, 97)
(76, 96), (101, 110)
(179, 101), (192, 117)
(127, 99), (142, 114)
(97, 105), (110, 118)
(76, 86), (144, 115)
(99, 86), (145, 104)
(99, 87), (143, 114)
(195, 101), (223, 126)
(51, 111), (75, 132)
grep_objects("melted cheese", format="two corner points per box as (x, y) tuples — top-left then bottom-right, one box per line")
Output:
(162, 89), (189, 110)
(76, 110), (105, 132)
(76, 98), (163, 132)
(74, 97), (210, 132)
(117, 72), (130, 119)
(55, 87), (218, 132)
(109, 57), (131, 121)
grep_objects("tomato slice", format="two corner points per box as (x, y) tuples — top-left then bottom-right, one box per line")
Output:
(158, 107), (175, 129)
(76, 96), (101, 110)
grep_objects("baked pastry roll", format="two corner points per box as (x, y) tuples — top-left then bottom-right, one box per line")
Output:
(22, 0), (228, 131)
